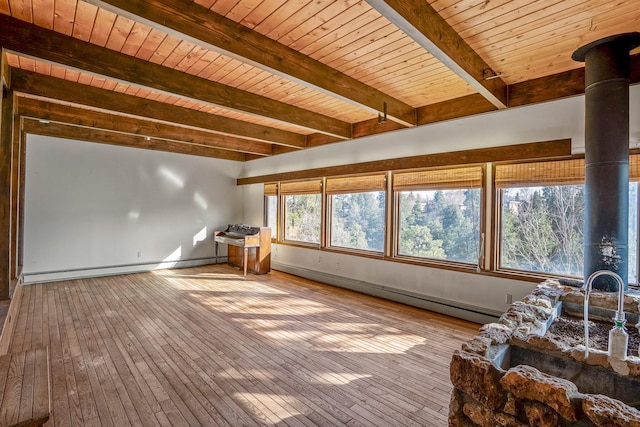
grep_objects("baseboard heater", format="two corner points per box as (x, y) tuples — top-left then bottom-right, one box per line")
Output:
(22, 256), (226, 284)
(272, 261), (501, 325)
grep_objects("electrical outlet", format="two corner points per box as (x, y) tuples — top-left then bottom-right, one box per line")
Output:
(318, 256), (323, 263)
(335, 262), (340, 271)
(137, 251), (142, 258)
(505, 294), (513, 304)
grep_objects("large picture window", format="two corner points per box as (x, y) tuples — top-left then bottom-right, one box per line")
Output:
(495, 159), (639, 282)
(326, 175), (386, 253)
(281, 180), (322, 244)
(500, 184), (585, 276)
(260, 154), (640, 285)
(394, 167), (483, 265)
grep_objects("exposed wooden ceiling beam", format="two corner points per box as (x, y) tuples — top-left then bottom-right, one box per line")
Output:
(365, 0), (508, 109)
(237, 139), (572, 185)
(509, 68), (586, 108)
(22, 118), (247, 161)
(82, 0), (416, 128)
(17, 97), (273, 157)
(10, 68), (306, 148)
(414, 53), (640, 125)
(417, 94), (496, 126)
(1, 50), (9, 89)
(0, 14), (351, 139)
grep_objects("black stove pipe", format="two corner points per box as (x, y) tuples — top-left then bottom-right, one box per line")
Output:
(573, 33), (640, 291)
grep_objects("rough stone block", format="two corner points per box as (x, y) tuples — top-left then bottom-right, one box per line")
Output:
(479, 323), (513, 345)
(462, 335), (491, 355)
(503, 393), (518, 416)
(510, 302), (550, 322)
(448, 389), (474, 427)
(500, 365), (579, 422)
(523, 401), (559, 427)
(493, 412), (528, 427)
(450, 350), (506, 410)
(515, 335), (569, 354)
(583, 394), (640, 427)
(532, 281), (567, 300)
(521, 294), (554, 310)
(463, 402), (494, 427)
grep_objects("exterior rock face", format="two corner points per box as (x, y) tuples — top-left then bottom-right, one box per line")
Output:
(448, 279), (640, 426)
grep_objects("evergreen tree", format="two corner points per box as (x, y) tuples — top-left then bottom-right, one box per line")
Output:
(285, 194), (321, 243)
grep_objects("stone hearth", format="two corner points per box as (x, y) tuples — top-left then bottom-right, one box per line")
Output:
(449, 280), (640, 426)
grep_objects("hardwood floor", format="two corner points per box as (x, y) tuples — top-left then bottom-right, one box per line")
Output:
(8, 265), (479, 426)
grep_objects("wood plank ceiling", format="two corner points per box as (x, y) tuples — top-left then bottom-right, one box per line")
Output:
(1, 0), (639, 161)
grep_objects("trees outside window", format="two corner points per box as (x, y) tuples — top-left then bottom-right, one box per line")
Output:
(501, 185), (584, 276)
(330, 191), (385, 252)
(262, 158), (640, 285)
(398, 188), (481, 263)
(284, 194), (321, 244)
(500, 183), (638, 283)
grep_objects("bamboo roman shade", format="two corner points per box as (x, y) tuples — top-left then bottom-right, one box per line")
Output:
(630, 155), (640, 181)
(264, 183), (278, 196)
(280, 179), (322, 195)
(496, 156), (640, 188)
(494, 159), (585, 188)
(393, 166), (483, 191)
(325, 174), (386, 194)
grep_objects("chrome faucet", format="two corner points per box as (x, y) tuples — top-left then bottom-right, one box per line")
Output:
(582, 270), (627, 359)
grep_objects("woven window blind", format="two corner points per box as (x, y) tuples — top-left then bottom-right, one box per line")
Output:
(264, 183), (278, 196)
(393, 166), (483, 191)
(280, 179), (322, 195)
(494, 159), (585, 188)
(496, 156), (640, 187)
(325, 174), (386, 194)
(630, 155), (640, 181)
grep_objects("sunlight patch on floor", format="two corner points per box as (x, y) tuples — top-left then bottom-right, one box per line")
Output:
(315, 372), (373, 385)
(312, 332), (425, 353)
(232, 393), (303, 420)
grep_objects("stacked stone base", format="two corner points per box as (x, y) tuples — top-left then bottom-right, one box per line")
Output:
(448, 280), (640, 426)
(450, 351), (640, 426)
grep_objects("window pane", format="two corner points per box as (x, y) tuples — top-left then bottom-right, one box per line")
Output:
(398, 189), (481, 263)
(501, 184), (639, 283)
(265, 195), (277, 239)
(501, 185), (585, 276)
(330, 192), (385, 252)
(284, 194), (321, 243)
(629, 183), (638, 284)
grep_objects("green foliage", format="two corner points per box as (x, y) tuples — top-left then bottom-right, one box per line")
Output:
(284, 194), (321, 243)
(399, 224), (445, 258)
(398, 189), (480, 263)
(331, 192), (384, 252)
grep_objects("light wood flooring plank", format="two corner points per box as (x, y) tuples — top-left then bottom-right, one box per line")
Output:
(9, 265), (479, 426)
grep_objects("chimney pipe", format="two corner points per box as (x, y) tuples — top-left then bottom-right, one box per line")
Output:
(573, 33), (640, 291)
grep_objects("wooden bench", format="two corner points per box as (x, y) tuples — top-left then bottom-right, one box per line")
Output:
(0, 347), (50, 427)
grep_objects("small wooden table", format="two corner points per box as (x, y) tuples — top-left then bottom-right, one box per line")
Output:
(214, 226), (271, 276)
(0, 347), (50, 427)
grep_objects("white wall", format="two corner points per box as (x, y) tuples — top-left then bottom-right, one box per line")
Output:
(20, 86), (640, 321)
(23, 135), (243, 282)
(240, 87), (640, 322)
(242, 86), (640, 178)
